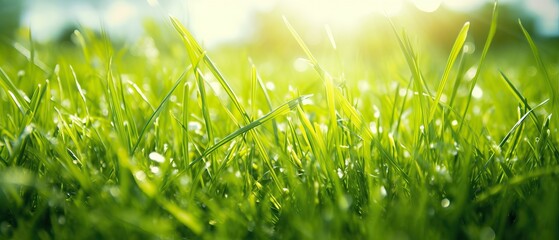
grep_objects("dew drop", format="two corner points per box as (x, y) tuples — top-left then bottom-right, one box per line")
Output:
(150, 166), (160, 175)
(337, 168), (344, 179)
(480, 227), (496, 240)
(57, 216), (66, 225)
(293, 58), (310, 72)
(134, 171), (146, 182)
(149, 152), (165, 163)
(441, 198), (450, 208)
(265, 81), (276, 91)
(451, 120), (458, 126)
(109, 186), (120, 197)
(472, 85), (483, 99)
(380, 186), (387, 198)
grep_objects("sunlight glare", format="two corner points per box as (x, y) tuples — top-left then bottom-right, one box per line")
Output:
(442, 0), (487, 12)
(105, 1), (137, 25)
(378, 0), (405, 16)
(413, 0), (442, 13)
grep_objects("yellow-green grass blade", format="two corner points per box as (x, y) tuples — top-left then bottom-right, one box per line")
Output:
(460, 1), (498, 131)
(388, 20), (430, 96)
(117, 147), (204, 234)
(130, 67), (190, 155)
(0, 67), (30, 114)
(253, 63), (281, 145)
(283, 16), (318, 67)
(190, 95), (311, 166)
(479, 98), (549, 173)
(499, 71), (559, 157)
(194, 56), (215, 145)
(284, 18), (340, 155)
(22, 81), (48, 129)
(476, 164), (559, 203)
(170, 16), (250, 123)
(428, 22), (469, 122)
(69, 65), (90, 116)
(499, 71), (541, 126)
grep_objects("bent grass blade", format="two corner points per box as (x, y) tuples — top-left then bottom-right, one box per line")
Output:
(190, 95), (312, 166)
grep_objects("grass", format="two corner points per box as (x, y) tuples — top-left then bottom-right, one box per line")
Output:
(2, 3), (559, 239)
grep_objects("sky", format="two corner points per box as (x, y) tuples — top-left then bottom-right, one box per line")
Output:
(21, 0), (559, 47)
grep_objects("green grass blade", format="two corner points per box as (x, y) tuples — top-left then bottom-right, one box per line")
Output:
(190, 95), (310, 166)
(388, 20), (430, 96)
(460, 1), (498, 131)
(130, 68), (189, 155)
(0, 66), (30, 113)
(23, 81), (48, 127)
(252, 62), (280, 145)
(499, 71), (541, 126)
(283, 16), (318, 66)
(170, 16), (250, 123)
(479, 98), (549, 173)
(69, 65), (90, 116)
(428, 22), (469, 122)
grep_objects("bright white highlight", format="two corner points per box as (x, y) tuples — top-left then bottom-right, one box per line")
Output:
(414, 0), (443, 12)
(525, 0), (559, 36)
(472, 85), (483, 99)
(442, 0), (487, 12)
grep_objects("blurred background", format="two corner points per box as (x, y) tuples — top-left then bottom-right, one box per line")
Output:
(0, 0), (557, 48)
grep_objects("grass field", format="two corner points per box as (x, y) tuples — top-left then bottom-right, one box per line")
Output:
(2, 3), (559, 239)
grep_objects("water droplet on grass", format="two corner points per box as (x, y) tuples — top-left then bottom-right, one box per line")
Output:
(188, 121), (202, 132)
(441, 198), (450, 208)
(380, 186), (387, 198)
(134, 171), (146, 181)
(451, 120), (458, 126)
(293, 57), (310, 72)
(373, 105), (380, 118)
(150, 166), (160, 175)
(463, 41), (475, 54)
(265, 81), (275, 91)
(465, 66), (477, 80)
(149, 152), (165, 163)
(480, 227), (495, 240)
(358, 80), (370, 93)
(109, 186), (120, 197)
(58, 216), (66, 225)
(472, 85), (483, 99)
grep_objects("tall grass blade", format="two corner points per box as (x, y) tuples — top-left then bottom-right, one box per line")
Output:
(460, 1), (498, 131)
(130, 68), (189, 155)
(190, 95), (310, 166)
(0, 67), (29, 113)
(170, 16), (250, 123)
(252, 62), (280, 145)
(479, 98), (549, 174)
(428, 22), (469, 122)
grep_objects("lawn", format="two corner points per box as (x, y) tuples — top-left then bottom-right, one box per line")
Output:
(1, 2), (559, 239)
